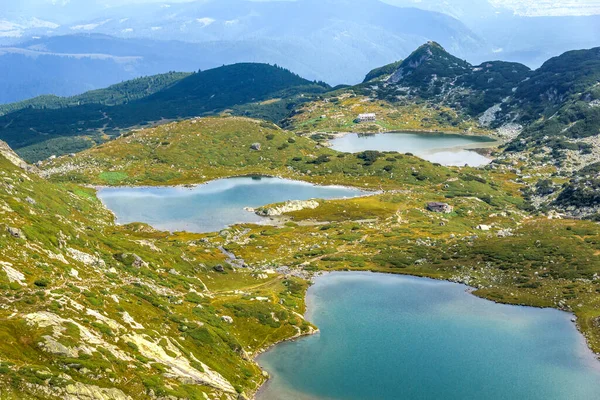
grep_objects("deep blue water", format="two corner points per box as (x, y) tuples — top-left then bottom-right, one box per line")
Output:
(97, 177), (366, 233)
(329, 133), (497, 167)
(257, 272), (600, 400)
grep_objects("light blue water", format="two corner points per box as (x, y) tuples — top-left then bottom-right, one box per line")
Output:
(97, 177), (367, 233)
(329, 133), (497, 167)
(257, 272), (600, 400)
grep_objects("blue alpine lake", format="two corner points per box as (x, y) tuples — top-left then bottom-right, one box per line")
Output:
(97, 177), (367, 233)
(329, 132), (498, 167)
(257, 272), (600, 400)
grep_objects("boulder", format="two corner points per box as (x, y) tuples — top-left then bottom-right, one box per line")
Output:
(7, 226), (25, 239)
(213, 265), (225, 273)
(250, 143), (262, 151)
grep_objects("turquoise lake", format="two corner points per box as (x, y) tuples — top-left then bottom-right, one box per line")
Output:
(257, 272), (600, 400)
(329, 132), (498, 167)
(97, 177), (367, 233)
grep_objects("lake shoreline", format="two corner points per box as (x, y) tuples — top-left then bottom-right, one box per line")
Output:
(89, 173), (383, 192)
(95, 176), (374, 233)
(251, 271), (323, 400)
(252, 270), (600, 400)
(325, 128), (504, 142)
(326, 131), (502, 167)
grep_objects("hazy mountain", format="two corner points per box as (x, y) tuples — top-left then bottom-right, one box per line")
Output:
(0, 62), (329, 161)
(3, 0), (597, 103)
(383, 0), (600, 68)
(0, 0), (487, 102)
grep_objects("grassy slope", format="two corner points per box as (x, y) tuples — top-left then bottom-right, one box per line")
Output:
(42, 116), (600, 353)
(43, 117), (516, 205)
(286, 91), (488, 135)
(6, 115), (598, 400)
(0, 152), (314, 399)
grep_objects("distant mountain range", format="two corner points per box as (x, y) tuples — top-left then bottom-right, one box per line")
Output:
(1, 0), (598, 104)
(2, 40), (599, 167)
(0, 0), (485, 103)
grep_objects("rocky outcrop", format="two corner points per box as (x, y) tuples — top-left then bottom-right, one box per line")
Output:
(63, 382), (132, 400)
(125, 334), (236, 394)
(0, 140), (38, 173)
(66, 248), (106, 269)
(255, 200), (320, 217)
(1, 261), (25, 285)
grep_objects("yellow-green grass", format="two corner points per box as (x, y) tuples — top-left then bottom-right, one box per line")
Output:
(288, 92), (491, 136)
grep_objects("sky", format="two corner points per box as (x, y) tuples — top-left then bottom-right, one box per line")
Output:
(12, 0), (600, 17)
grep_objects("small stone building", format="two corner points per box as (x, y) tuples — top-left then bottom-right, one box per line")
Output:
(355, 113), (376, 123)
(427, 202), (453, 213)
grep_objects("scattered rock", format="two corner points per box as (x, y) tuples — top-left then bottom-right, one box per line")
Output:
(1, 261), (25, 285)
(250, 143), (262, 151)
(67, 248), (106, 268)
(7, 226), (25, 239)
(256, 200), (320, 217)
(221, 315), (234, 324)
(40, 335), (79, 357)
(63, 382), (132, 400)
(125, 334), (235, 393)
(213, 265), (225, 273)
(122, 312), (144, 330)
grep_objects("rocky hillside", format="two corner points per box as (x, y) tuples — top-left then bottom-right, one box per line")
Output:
(0, 141), (314, 399)
(293, 42), (600, 218)
(504, 47), (600, 154)
(361, 42), (531, 116)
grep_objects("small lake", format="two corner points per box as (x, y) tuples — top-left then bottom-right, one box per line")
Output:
(97, 177), (367, 233)
(257, 272), (600, 400)
(329, 132), (498, 167)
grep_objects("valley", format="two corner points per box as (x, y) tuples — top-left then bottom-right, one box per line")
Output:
(0, 38), (599, 400)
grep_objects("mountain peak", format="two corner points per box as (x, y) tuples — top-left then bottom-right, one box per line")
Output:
(387, 42), (470, 84)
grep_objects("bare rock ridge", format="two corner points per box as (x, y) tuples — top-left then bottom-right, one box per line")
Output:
(0, 139), (38, 174)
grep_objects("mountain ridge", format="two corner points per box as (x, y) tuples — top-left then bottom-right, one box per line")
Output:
(0, 62), (329, 162)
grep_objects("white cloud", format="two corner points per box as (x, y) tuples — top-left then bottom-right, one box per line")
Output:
(196, 17), (215, 27)
(27, 17), (60, 29)
(0, 17), (60, 38)
(489, 0), (600, 16)
(71, 19), (111, 31)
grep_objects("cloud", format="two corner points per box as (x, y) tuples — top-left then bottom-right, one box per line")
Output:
(489, 0), (600, 16)
(196, 17), (216, 27)
(71, 19), (111, 31)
